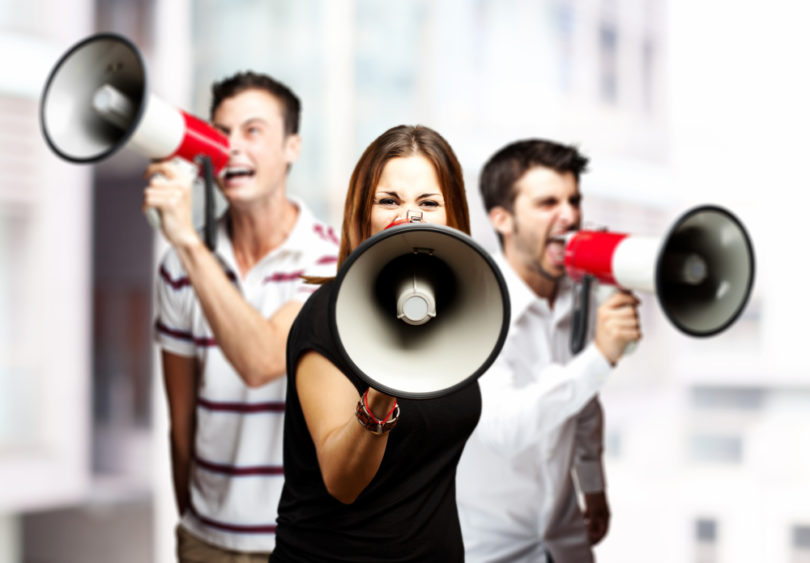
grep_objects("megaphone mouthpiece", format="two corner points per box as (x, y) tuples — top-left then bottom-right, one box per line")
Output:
(396, 272), (437, 325)
(92, 84), (137, 130)
(660, 252), (708, 286)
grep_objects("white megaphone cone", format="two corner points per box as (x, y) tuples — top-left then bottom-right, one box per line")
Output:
(564, 204), (755, 338)
(39, 33), (228, 242)
(330, 221), (511, 399)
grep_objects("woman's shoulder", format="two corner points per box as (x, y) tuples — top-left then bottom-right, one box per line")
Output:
(298, 280), (334, 320)
(289, 280), (336, 358)
(288, 280), (365, 391)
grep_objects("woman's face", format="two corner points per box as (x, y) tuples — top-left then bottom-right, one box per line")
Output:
(369, 155), (448, 237)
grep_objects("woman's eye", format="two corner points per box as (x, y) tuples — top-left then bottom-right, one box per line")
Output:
(420, 200), (439, 208)
(378, 198), (397, 206)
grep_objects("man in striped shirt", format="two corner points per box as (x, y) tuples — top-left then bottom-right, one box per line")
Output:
(145, 72), (338, 562)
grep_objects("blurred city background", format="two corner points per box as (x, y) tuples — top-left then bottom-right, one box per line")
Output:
(1, 0), (808, 561)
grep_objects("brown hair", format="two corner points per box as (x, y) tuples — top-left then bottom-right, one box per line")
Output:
(210, 71), (301, 136)
(480, 138), (588, 213)
(480, 138), (589, 247)
(337, 125), (470, 268)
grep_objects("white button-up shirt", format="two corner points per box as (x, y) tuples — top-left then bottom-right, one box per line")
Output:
(457, 253), (612, 563)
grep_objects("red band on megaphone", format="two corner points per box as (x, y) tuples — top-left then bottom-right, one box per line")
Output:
(564, 230), (628, 285)
(385, 217), (410, 229)
(171, 111), (230, 175)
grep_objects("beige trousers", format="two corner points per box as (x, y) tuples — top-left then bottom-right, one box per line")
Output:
(176, 525), (271, 563)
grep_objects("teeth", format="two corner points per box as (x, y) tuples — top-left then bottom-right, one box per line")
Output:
(225, 167), (254, 178)
(547, 240), (566, 263)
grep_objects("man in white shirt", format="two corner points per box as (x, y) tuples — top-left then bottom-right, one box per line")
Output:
(145, 72), (338, 562)
(457, 139), (641, 562)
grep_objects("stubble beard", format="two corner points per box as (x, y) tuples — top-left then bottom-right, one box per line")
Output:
(513, 224), (566, 283)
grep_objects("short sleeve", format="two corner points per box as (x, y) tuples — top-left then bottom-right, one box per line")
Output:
(293, 222), (339, 302)
(286, 281), (363, 393)
(154, 251), (196, 357)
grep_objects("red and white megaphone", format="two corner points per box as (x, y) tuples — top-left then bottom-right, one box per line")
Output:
(39, 33), (228, 245)
(563, 204), (755, 338)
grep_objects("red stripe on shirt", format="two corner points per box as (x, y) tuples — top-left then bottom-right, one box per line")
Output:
(159, 265), (191, 289)
(160, 264), (237, 290)
(190, 503), (277, 535)
(263, 270), (305, 283)
(195, 454), (284, 477)
(313, 224), (339, 245)
(197, 397), (285, 413)
(155, 320), (217, 347)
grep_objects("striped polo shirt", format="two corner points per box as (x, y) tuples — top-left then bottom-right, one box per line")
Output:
(154, 198), (339, 552)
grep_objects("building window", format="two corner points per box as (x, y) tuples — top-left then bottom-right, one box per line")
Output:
(691, 386), (765, 410)
(553, 0), (575, 92)
(689, 433), (743, 464)
(641, 36), (655, 113)
(794, 525), (810, 549)
(605, 429), (622, 458)
(793, 525), (810, 563)
(598, 21), (618, 103)
(696, 517), (718, 563)
(696, 518), (717, 541)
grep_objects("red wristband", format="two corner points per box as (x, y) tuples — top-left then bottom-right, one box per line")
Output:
(363, 388), (398, 423)
(356, 392), (400, 435)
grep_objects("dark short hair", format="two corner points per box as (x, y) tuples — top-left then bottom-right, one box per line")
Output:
(479, 138), (589, 214)
(210, 71), (301, 136)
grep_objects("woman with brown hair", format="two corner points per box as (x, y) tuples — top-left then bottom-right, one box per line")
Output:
(270, 125), (478, 562)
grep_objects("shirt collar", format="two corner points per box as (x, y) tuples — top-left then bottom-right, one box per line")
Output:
(493, 252), (574, 327)
(213, 196), (309, 275)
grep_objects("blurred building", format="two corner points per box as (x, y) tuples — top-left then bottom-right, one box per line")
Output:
(1, 1), (808, 562)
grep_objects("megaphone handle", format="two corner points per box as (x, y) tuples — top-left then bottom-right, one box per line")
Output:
(143, 206), (162, 230)
(143, 168), (171, 231)
(569, 274), (593, 355)
(592, 283), (638, 358)
(199, 155), (217, 251)
(143, 165), (174, 231)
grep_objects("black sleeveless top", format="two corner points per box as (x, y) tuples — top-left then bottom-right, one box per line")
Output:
(271, 281), (481, 562)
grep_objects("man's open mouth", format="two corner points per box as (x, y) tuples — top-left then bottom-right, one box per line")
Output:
(224, 166), (255, 180)
(547, 240), (566, 265)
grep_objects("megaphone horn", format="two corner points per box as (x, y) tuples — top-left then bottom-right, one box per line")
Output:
(564, 204), (755, 337)
(330, 223), (511, 399)
(39, 33), (228, 246)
